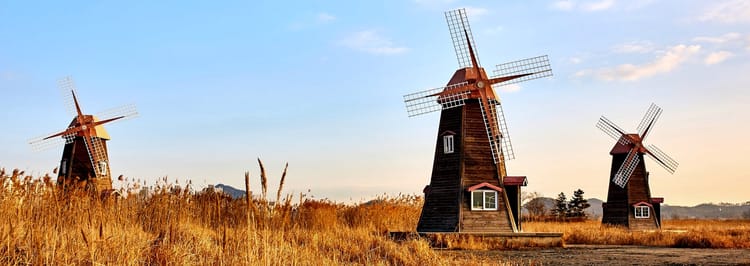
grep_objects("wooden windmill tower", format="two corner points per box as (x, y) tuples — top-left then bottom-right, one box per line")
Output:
(596, 103), (678, 230)
(29, 77), (138, 193)
(403, 9), (552, 233)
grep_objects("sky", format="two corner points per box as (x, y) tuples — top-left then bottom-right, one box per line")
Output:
(1, 1), (748, 206)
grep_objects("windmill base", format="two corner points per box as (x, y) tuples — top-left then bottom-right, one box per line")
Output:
(390, 232), (563, 249)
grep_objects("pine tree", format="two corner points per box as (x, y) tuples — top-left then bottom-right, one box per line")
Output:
(551, 192), (568, 219)
(568, 189), (591, 218)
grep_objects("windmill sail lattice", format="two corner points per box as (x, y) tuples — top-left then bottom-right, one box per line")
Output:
(445, 9), (480, 68)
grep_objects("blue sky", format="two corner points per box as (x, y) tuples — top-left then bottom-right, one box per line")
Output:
(1, 1), (748, 205)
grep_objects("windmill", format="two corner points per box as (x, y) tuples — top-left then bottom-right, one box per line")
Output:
(596, 103), (678, 230)
(403, 8), (552, 233)
(29, 76), (138, 193)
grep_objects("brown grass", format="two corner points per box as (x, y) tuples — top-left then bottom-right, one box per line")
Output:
(0, 164), (507, 265)
(524, 219), (750, 248)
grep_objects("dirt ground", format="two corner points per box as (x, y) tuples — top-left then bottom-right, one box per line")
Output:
(443, 245), (750, 265)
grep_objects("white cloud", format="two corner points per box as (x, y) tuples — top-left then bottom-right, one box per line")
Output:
(483, 25), (504, 35)
(692, 32), (741, 44)
(498, 84), (521, 93)
(581, 44), (701, 81)
(463, 7), (489, 19)
(551, 0), (575, 11)
(569, 57), (583, 64)
(316, 13), (336, 23)
(612, 41), (655, 53)
(700, 0), (750, 23)
(339, 30), (409, 55)
(704, 51), (733, 65)
(582, 0), (616, 11)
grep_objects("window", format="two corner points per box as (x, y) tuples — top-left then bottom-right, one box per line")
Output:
(634, 205), (650, 218)
(60, 159), (67, 175)
(443, 135), (454, 154)
(471, 190), (498, 210)
(98, 161), (108, 176)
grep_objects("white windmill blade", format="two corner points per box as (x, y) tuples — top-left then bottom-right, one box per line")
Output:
(57, 76), (80, 117)
(403, 82), (470, 117)
(613, 148), (640, 188)
(490, 99), (515, 160)
(29, 128), (77, 152)
(596, 116), (632, 145)
(491, 55), (553, 88)
(646, 144), (679, 174)
(445, 8), (480, 69)
(478, 99), (503, 164)
(96, 103), (139, 122)
(637, 103), (662, 140)
(83, 136), (109, 178)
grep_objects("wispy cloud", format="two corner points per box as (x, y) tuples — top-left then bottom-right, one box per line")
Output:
(569, 57), (583, 64)
(289, 12), (336, 30)
(551, 0), (619, 12)
(551, 0), (574, 11)
(579, 44), (701, 81)
(704, 51), (733, 65)
(463, 6), (489, 19)
(612, 41), (655, 53)
(316, 12), (336, 23)
(582, 0), (615, 11)
(700, 0), (750, 23)
(339, 30), (409, 55)
(498, 84), (521, 93)
(692, 32), (742, 43)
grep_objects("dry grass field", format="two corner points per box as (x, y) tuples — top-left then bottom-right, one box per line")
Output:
(525, 219), (750, 248)
(0, 163), (515, 265)
(1, 163), (748, 265)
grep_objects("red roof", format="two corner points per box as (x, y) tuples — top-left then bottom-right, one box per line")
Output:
(650, 197), (664, 204)
(503, 176), (527, 186)
(466, 182), (503, 192)
(632, 201), (653, 207)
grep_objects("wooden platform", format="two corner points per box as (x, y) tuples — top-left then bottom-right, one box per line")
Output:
(390, 231), (564, 250)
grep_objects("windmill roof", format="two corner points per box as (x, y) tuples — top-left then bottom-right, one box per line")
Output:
(610, 134), (640, 155)
(503, 176), (527, 186)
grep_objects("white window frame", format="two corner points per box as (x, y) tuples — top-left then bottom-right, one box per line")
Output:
(60, 159), (68, 175)
(470, 189), (498, 211)
(443, 135), (454, 154)
(634, 205), (650, 218)
(98, 161), (108, 176)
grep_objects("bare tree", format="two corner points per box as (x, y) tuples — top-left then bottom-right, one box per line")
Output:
(523, 191), (547, 221)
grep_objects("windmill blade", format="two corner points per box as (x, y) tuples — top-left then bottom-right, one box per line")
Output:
(83, 136), (109, 178)
(637, 103), (662, 140)
(29, 128), (77, 151)
(612, 148), (640, 188)
(490, 99), (515, 160)
(58, 76), (80, 117)
(596, 116), (632, 145)
(491, 55), (552, 88)
(96, 104), (139, 124)
(646, 144), (679, 174)
(445, 8), (480, 69)
(403, 82), (470, 117)
(478, 99), (503, 164)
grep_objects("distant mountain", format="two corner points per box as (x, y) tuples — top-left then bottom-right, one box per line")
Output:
(214, 184), (246, 199)
(524, 197), (750, 219)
